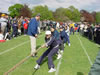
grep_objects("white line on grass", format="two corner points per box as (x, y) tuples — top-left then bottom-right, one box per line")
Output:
(95, 44), (100, 47)
(55, 55), (63, 75)
(76, 35), (93, 65)
(0, 41), (29, 56)
(0, 34), (44, 56)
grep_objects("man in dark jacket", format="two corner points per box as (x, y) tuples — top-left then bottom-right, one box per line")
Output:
(50, 27), (63, 59)
(27, 14), (41, 56)
(59, 27), (67, 51)
(34, 31), (61, 73)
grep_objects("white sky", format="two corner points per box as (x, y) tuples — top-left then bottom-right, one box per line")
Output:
(0, 0), (100, 13)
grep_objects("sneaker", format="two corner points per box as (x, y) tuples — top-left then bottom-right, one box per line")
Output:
(68, 43), (71, 46)
(48, 68), (56, 73)
(57, 54), (62, 59)
(34, 64), (40, 70)
(60, 50), (64, 54)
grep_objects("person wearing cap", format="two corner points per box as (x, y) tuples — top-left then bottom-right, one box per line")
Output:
(27, 13), (41, 57)
(0, 14), (8, 35)
(34, 30), (61, 73)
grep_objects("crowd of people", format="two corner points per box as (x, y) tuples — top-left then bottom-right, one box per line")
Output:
(0, 13), (30, 42)
(0, 13), (99, 44)
(79, 23), (100, 44)
(0, 12), (100, 73)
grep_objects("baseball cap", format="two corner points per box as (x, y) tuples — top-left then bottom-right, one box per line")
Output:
(45, 31), (51, 35)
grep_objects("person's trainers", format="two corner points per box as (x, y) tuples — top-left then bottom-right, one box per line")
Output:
(48, 68), (56, 73)
(60, 50), (64, 54)
(57, 54), (62, 59)
(34, 64), (40, 70)
(68, 43), (71, 46)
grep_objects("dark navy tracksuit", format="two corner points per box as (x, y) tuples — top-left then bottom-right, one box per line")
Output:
(37, 36), (61, 69)
(60, 30), (67, 50)
(60, 30), (67, 44)
(52, 30), (60, 40)
(11, 19), (18, 37)
(52, 30), (63, 51)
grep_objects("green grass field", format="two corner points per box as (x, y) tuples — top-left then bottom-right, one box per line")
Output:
(0, 33), (100, 75)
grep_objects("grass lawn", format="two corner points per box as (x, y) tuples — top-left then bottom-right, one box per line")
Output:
(0, 33), (99, 75)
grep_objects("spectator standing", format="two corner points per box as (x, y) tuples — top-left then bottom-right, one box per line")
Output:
(27, 14), (41, 56)
(11, 17), (18, 38)
(0, 14), (8, 35)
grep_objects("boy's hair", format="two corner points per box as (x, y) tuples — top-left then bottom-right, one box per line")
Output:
(51, 27), (55, 30)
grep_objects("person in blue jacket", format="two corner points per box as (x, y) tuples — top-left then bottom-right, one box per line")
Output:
(56, 26), (68, 59)
(50, 27), (60, 40)
(34, 31), (61, 73)
(27, 13), (41, 57)
(50, 27), (63, 59)
(59, 26), (67, 50)
(60, 27), (67, 45)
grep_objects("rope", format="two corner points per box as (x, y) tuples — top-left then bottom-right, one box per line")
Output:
(3, 45), (44, 75)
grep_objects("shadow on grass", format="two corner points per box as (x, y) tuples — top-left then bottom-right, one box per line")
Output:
(77, 72), (84, 75)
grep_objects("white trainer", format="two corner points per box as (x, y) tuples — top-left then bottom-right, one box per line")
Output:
(34, 64), (40, 70)
(57, 54), (62, 59)
(48, 68), (56, 73)
(68, 43), (71, 46)
(60, 50), (64, 54)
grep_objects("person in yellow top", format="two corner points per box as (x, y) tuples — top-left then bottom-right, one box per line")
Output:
(0, 14), (8, 35)
(69, 23), (75, 28)
(69, 23), (75, 35)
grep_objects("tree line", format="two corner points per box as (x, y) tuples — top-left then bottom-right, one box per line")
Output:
(8, 4), (100, 23)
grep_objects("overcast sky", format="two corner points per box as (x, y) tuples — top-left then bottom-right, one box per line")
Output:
(0, 0), (100, 13)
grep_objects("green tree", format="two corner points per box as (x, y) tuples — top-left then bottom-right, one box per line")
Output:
(32, 5), (54, 20)
(66, 6), (80, 22)
(53, 7), (70, 22)
(8, 4), (24, 17)
(53, 6), (80, 22)
(96, 12), (100, 23)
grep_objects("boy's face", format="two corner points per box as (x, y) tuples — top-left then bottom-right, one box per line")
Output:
(51, 28), (54, 32)
(46, 34), (51, 39)
(60, 28), (63, 31)
(36, 16), (40, 21)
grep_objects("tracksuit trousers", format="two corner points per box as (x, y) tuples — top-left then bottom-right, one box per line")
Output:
(37, 47), (59, 69)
